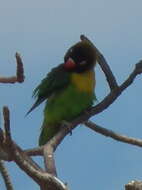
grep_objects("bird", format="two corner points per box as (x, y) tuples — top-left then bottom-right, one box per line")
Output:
(27, 39), (97, 145)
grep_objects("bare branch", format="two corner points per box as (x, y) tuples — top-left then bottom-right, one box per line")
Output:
(0, 148), (10, 161)
(12, 147), (68, 190)
(6, 144), (69, 190)
(0, 53), (24, 83)
(125, 180), (142, 190)
(3, 106), (11, 141)
(26, 115), (142, 159)
(42, 124), (75, 176)
(119, 60), (142, 91)
(2, 107), (43, 170)
(15, 52), (24, 83)
(80, 35), (118, 90)
(1, 107), (45, 180)
(0, 107), (70, 190)
(85, 121), (142, 147)
(0, 76), (17, 83)
(24, 146), (43, 156)
(0, 160), (14, 190)
(25, 125), (74, 176)
(10, 146), (67, 190)
(43, 144), (57, 176)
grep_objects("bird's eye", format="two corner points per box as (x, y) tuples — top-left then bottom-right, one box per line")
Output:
(79, 61), (87, 65)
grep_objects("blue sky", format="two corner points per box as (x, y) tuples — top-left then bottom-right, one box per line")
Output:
(0, 0), (142, 189)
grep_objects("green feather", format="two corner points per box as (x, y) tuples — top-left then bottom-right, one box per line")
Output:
(39, 82), (95, 145)
(28, 40), (97, 145)
(26, 64), (70, 115)
(33, 64), (70, 98)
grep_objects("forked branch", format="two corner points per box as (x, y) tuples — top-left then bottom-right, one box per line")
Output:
(0, 107), (69, 190)
(0, 53), (24, 83)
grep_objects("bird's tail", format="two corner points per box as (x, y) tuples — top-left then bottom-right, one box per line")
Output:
(39, 124), (59, 146)
(26, 97), (46, 116)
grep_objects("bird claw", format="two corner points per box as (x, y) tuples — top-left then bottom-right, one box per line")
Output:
(61, 121), (72, 136)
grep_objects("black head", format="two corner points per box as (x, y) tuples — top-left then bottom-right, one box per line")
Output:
(64, 40), (97, 73)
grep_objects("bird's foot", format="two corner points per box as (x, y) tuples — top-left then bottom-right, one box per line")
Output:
(61, 121), (72, 136)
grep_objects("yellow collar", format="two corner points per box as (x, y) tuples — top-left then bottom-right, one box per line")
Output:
(71, 70), (95, 93)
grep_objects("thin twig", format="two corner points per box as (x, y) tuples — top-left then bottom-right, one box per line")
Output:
(85, 121), (142, 147)
(24, 124), (74, 157)
(80, 35), (118, 90)
(0, 77), (17, 83)
(3, 106), (11, 141)
(2, 107), (45, 179)
(5, 143), (69, 190)
(43, 144), (57, 176)
(0, 53), (24, 83)
(0, 160), (14, 190)
(15, 52), (24, 83)
(3, 106), (42, 167)
(3, 107), (44, 169)
(24, 146), (43, 156)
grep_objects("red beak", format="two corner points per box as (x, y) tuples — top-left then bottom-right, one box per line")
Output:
(64, 58), (76, 70)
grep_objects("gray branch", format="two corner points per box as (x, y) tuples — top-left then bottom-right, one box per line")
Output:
(80, 35), (118, 90)
(0, 107), (69, 190)
(0, 53), (24, 83)
(0, 160), (14, 190)
(85, 121), (142, 147)
(125, 180), (142, 190)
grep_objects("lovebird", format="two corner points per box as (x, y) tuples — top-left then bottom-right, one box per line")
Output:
(27, 39), (97, 145)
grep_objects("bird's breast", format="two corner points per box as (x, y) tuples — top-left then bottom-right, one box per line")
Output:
(71, 70), (95, 93)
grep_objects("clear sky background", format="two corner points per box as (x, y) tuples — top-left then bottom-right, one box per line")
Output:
(0, 0), (142, 189)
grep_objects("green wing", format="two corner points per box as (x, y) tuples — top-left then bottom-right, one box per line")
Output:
(26, 64), (70, 115)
